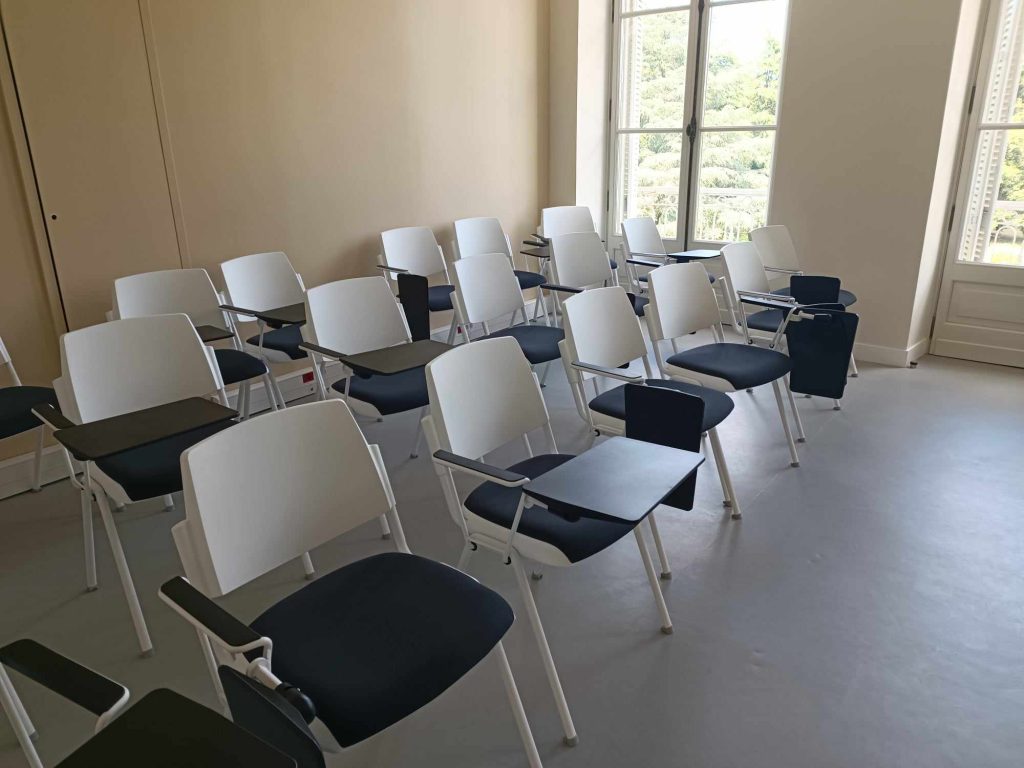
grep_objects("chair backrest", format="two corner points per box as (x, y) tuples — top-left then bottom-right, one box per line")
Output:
(646, 262), (722, 341)
(550, 232), (614, 289)
(453, 253), (524, 325)
(721, 241), (770, 295)
(561, 286), (647, 369)
(380, 226), (446, 278)
(60, 315), (220, 423)
(304, 276), (410, 354)
(453, 217), (512, 261)
(541, 205), (596, 238)
(173, 400), (394, 597)
(426, 336), (548, 459)
(113, 269), (225, 328)
(750, 225), (801, 271)
(621, 216), (666, 257)
(220, 252), (304, 313)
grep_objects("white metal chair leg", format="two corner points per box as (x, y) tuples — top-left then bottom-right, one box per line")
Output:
(785, 377), (807, 443)
(634, 527), (673, 634)
(446, 316), (459, 345)
(0, 666), (42, 768)
(494, 642), (544, 768)
(30, 427), (44, 492)
(771, 380), (800, 467)
(510, 552), (578, 746)
(81, 486), (98, 591)
(269, 374), (287, 410)
(378, 514), (392, 540)
(539, 361), (552, 387)
(92, 479), (153, 656)
(300, 552), (315, 580)
(647, 514), (671, 580)
(162, 494), (175, 511)
(833, 398), (842, 411)
(456, 540), (473, 571)
(707, 428), (742, 519)
(849, 354), (859, 377)
(409, 407), (426, 458)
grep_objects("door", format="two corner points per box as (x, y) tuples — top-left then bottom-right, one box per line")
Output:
(934, 0), (1024, 367)
(1, 0), (181, 329)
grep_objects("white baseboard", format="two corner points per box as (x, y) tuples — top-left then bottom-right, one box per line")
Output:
(853, 341), (924, 368)
(0, 368), (318, 502)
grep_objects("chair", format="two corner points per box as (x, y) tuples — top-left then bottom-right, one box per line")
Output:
(303, 276), (428, 458)
(644, 262), (803, 468)
(621, 216), (716, 292)
(380, 227), (459, 344)
(453, 216), (547, 320)
(113, 269), (277, 419)
(750, 225), (859, 308)
(423, 336), (677, 748)
(558, 286), (743, 519)
(0, 336), (57, 492)
(452, 253), (563, 384)
(720, 241), (784, 339)
(220, 251), (307, 407)
(549, 232), (646, 317)
(37, 315), (242, 656)
(0, 639), (129, 768)
(541, 205), (618, 275)
(159, 400), (542, 767)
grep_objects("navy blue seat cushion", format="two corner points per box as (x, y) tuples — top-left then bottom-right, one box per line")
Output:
(632, 294), (649, 317)
(250, 552), (513, 748)
(95, 420), (235, 501)
(246, 324), (307, 360)
(333, 367), (429, 416)
(746, 309), (787, 333)
(666, 343), (792, 390)
(589, 379), (734, 432)
(464, 453), (635, 563)
(213, 348), (268, 386)
(514, 270), (546, 290)
(0, 386), (58, 440)
(773, 286), (857, 307)
(427, 285), (455, 312)
(485, 325), (564, 365)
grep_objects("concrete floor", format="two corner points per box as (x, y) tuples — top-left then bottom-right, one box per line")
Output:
(0, 350), (1022, 767)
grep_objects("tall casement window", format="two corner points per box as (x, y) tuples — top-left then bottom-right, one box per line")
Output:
(609, 0), (789, 246)
(956, 0), (1024, 266)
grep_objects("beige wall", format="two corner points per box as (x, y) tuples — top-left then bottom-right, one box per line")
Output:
(771, 0), (966, 358)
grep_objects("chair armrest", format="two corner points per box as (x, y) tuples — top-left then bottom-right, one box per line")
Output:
(432, 450), (529, 487)
(32, 403), (74, 431)
(628, 251), (668, 260)
(158, 577), (268, 655)
(572, 360), (645, 384)
(737, 290), (798, 311)
(540, 283), (583, 295)
(764, 266), (803, 275)
(523, 236), (550, 247)
(626, 258), (663, 268)
(376, 264), (409, 275)
(0, 640), (128, 720)
(219, 303), (259, 316)
(297, 341), (346, 360)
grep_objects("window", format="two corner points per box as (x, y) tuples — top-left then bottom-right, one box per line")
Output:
(610, 0), (789, 245)
(957, 0), (1024, 266)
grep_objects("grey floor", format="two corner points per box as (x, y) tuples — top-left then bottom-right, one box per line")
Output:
(1, 350), (1022, 767)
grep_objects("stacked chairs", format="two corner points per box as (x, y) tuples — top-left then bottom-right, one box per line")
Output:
(159, 400), (543, 767)
(423, 336), (679, 748)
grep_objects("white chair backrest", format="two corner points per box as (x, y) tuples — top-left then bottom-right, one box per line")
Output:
(750, 225), (801, 271)
(622, 216), (666, 257)
(381, 226), (447, 277)
(304, 276), (410, 354)
(173, 400), (393, 597)
(541, 205), (596, 238)
(647, 262), (722, 341)
(453, 253), (524, 325)
(721, 242), (770, 295)
(60, 314), (220, 423)
(113, 269), (225, 328)
(561, 287), (646, 370)
(550, 231), (614, 289)
(453, 217), (513, 261)
(426, 336), (548, 459)
(220, 252), (304, 313)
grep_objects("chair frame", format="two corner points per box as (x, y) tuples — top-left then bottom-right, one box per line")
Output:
(379, 226), (460, 344)
(0, 336), (47, 492)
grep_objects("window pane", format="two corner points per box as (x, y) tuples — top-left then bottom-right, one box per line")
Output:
(958, 129), (1024, 265)
(981, 0), (1024, 123)
(701, 0), (787, 128)
(615, 132), (682, 238)
(619, 11), (689, 129)
(622, 0), (687, 12)
(693, 130), (774, 242)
